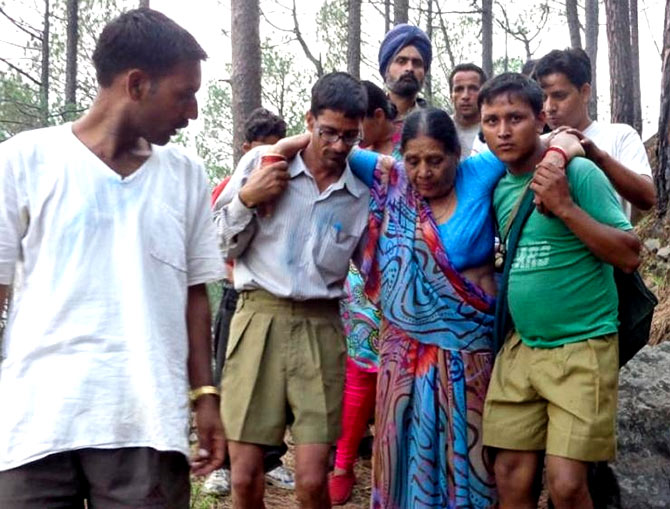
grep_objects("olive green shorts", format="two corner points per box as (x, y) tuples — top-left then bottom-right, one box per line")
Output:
(483, 331), (619, 462)
(220, 290), (346, 446)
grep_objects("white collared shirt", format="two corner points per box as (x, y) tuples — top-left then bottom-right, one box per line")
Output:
(214, 146), (370, 300)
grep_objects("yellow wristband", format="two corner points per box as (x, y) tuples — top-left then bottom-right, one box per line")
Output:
(189, 385), (220, 405)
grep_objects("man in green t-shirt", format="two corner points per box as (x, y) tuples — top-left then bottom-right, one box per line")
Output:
(479, 73), (641, 509)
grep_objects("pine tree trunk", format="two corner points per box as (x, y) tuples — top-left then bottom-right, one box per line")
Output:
(604, 0), (635, 127)
(424, 0), (432, 104)
(394, 0), (409, 25)
(566, 0), (582, 48)
(630, 0), (642, 135)
(585, 0), (598, 119)
(384, 0), (391, 32)
(40, 0), (49, 127)
(231, 0), (261, 166)
(481, 0), (493, 78)
(347, 0), (361, 79)
(64, 0), (78, 120)
(655, 1), (670, 216)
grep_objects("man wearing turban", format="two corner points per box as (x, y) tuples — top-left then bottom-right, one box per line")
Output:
(378, 23), (432, 147)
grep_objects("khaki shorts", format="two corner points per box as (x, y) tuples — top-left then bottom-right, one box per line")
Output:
(220, 290), (346, 446)
(483, 331), (619, 462)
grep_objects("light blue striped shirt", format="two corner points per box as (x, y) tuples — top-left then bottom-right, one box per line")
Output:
(213, 146), (370, 300)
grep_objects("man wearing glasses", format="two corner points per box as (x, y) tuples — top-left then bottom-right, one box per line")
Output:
(213, 72), (369, 509)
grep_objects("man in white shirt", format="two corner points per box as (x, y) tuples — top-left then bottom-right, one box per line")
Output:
(534, 48), (656, 218)
(449, 63), (489, 159)
(214, 72), (369, 509)
(0, 9), (225, 508)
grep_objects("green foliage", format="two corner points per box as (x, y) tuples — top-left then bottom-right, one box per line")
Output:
(195, 78), (235, 183)
(0, 71), (42, 142)
(0, 0), (135, 138)
(261, 39), (310, 135)
(493, 56), (524, 75)
(317, 0), (348, 73)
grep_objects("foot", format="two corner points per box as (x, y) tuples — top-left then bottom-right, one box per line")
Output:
(329, 470), (356, 505)
(202, 468), (231, 496)
(265, 464), (295, 490)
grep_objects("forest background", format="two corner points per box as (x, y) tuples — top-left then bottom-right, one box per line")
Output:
(1, 0), (668, 191)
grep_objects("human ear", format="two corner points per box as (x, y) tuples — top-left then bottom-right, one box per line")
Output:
(536, 110), (547, 134)
(580, 83), (592, 106)
(126, 69), (151, 101)
(305, 111), (314, 132)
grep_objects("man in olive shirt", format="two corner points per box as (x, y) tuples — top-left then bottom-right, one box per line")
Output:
(478, 73), (640, 509)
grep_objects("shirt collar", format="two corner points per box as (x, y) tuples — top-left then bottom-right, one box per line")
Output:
(289, 151), (366, 199)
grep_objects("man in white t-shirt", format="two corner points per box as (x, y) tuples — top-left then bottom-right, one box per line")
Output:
(535, 48), (656, 218)
(449, 63), (489, 159)
(0, 9), (225, 508)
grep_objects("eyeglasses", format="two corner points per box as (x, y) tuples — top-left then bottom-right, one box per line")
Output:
(316, 125), (361, 146)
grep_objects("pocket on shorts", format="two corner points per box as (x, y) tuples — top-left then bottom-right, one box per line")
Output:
(321, 320), (347, 383)
(225, 311), (255, 360)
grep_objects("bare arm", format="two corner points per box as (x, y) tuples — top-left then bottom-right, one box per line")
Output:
(270, 133), (311, 160)
(0, 285), (7, 312)
(531, 164), (641, 273)
(187, 283), (226, 476)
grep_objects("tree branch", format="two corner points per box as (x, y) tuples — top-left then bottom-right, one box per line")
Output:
(0, 7), (42, 41)
(291, 0), (323, 77)
(0, 57), (41, 86)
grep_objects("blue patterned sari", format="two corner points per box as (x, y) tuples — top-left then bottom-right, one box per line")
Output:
(357, 155), (498, 509)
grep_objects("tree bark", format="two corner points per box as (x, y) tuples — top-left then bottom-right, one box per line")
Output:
(604, 0), (635, 127)
(64, 0), (78, 120)
(40, 0), (49, 127)
(424, 0), (432, 104)
(630, 0), (642, 135)
(231, 0), (261, 166)
(481, 0), (493, 78)
(566, 0), (582, 48)
(346, 0), (361, 79)
(139, 0), (150, 7)
(585, 0), (598, 119)
(384, 0), (391, 32)
(394, 0), (409, 25)
(655, 1), (670, 215)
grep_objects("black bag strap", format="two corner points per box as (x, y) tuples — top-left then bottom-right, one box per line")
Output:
(493, 186), (536, 353)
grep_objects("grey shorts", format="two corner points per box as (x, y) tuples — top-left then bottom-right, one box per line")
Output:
(0, 447), (190, 509)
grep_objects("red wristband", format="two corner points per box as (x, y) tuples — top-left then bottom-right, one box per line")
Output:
(545, 146), (569, 167)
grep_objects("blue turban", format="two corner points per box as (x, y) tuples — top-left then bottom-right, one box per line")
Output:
(378, 24), (432, 78)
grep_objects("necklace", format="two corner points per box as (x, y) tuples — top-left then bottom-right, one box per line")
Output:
(429, 189), (457, 224)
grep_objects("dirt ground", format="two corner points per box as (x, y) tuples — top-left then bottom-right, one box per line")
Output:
(190, 452), (372, 508)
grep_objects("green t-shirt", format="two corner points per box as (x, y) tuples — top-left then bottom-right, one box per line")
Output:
(494, 157), (632, 348)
